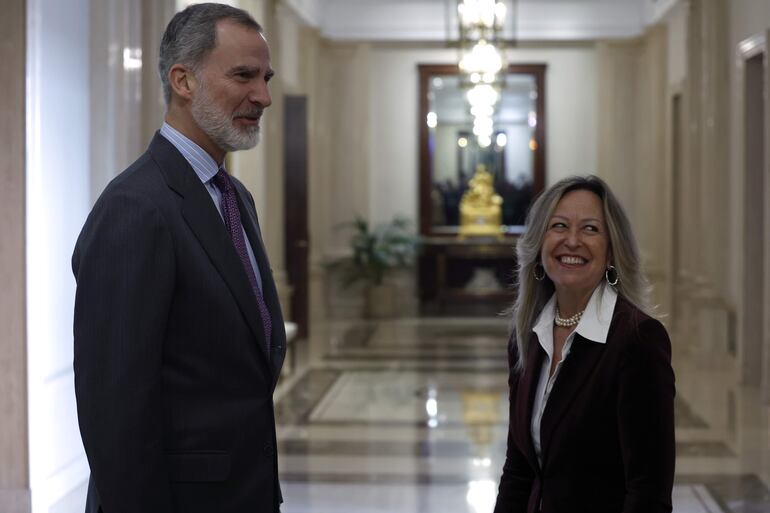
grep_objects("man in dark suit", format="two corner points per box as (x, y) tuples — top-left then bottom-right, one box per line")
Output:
(72, 4), (285, 512)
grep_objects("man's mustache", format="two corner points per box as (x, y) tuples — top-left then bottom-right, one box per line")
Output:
(234, 109), (263, 120)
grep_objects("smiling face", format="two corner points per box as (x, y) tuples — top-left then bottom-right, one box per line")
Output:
(189, 20), (273, 156)
(540, 189), (610, 305)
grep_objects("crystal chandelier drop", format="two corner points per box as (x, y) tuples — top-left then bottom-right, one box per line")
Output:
(457, 0), (508, 147)
(459, 40), (503, 83)
(457, 0), (506, 83)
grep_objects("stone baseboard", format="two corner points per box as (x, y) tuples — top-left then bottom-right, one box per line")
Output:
(0, 489), (31, 513)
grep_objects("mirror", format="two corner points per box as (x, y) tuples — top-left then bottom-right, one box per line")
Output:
(418, 64), (546, 236)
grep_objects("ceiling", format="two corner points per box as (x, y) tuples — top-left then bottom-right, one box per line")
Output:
(283, 0), (680, 42)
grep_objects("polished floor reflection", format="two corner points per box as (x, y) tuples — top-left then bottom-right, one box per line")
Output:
(275, 317), (770, 513)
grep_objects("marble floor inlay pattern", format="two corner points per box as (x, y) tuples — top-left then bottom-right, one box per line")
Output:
(274, 318), (770, 513)
(277, 439), (735, 460)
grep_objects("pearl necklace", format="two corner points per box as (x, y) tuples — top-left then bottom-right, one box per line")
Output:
(554, 306), (584, 327)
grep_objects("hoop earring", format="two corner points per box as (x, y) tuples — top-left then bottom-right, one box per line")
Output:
(533, 263), (545, 281)
(605, 265), (619, 286)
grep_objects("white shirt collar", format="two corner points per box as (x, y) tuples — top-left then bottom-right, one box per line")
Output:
(576, 284), (617, 343)
(532, 284), (618, 356)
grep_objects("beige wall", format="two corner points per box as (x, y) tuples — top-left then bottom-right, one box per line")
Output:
(666, 0), (688, 86)
(729, 0), (770, 42)
(309, 42), (597, 318)
(308, 42), (601, 249)
(318, 42), (372, 252)
(365, 44), (598, 232)
(606, 0), (770, 400)
(0, 0), (30, 510)
(596, 27), (670, 312)
(727, 0), (770, 397)
(727, 1), (770, 307)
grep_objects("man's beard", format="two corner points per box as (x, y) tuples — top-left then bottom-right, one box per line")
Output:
(191, 80), (262, 153)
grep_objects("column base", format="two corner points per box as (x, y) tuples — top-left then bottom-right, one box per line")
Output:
(0, 489), (31, 513)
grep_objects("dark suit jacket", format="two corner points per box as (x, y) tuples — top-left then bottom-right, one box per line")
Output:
(72, 133), (286, 513)
(493, 296), (675, 513)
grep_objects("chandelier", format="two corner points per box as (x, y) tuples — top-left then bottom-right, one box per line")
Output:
(457, 0), (506, 83)
(457, 0), (508, 147)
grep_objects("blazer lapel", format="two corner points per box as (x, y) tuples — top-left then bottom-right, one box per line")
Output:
(514, 342), (545, 473)
(233, 184), (286, 384)
(148, 134), (272, 370)
(538, 334), (607, 467)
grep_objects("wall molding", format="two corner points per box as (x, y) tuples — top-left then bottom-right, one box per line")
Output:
(734, 30), (770, 393)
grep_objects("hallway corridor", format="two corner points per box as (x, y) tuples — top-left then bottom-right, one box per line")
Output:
(274, 317), (770, 513)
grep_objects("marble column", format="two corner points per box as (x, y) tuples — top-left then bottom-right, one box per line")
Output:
(696, 0), (729, 296)
(0, 0), (31, 511)
(141, 0), (176, 145)
(685, 0), (704, 292)
(684, 0), (732, 367)
(90, 0), (144, 200)
(637, 25), (670, 314)
(763, 30), (770, 404)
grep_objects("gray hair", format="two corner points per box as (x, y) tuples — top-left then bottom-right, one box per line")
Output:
(159, 3), (262, 104)
(511, 175), (651, 372)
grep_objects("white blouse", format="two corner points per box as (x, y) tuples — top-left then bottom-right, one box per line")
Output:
(529, 284), (617, 467)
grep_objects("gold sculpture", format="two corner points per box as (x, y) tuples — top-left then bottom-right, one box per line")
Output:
(459, 164), (504, 238)
(461, 391), (501, 446)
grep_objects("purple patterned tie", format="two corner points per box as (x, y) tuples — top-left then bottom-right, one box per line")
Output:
(213, 169), (272, 352)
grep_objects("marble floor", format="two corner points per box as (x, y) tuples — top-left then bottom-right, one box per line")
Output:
(274, 316), (770, 513)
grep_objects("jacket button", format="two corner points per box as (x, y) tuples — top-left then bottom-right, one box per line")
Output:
(264, 442), (274, 457)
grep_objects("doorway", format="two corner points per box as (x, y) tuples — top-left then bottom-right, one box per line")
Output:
(284, 95), (310, 339)
(742, 51), (765, 386)
(671, 92), (683, 324)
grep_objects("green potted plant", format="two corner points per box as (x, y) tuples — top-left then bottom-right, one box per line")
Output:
(327, 216), (417, 317)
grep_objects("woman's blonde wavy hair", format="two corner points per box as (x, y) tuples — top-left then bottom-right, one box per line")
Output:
(511, 175), (651, 373)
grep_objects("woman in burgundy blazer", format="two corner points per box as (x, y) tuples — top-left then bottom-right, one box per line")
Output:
(494, 176), (675, 513)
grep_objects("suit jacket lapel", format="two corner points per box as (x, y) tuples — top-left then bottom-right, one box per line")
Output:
(233, 184), (286, 384)
(515, 342), (544, 473)
(539, 333), (607, 467)
(148, 134), (272, 371)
